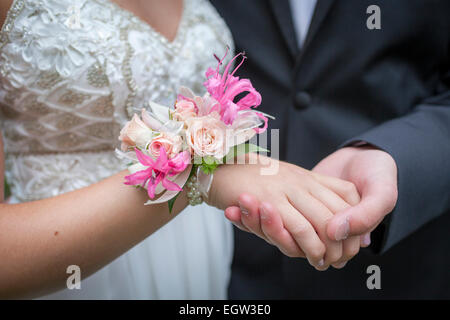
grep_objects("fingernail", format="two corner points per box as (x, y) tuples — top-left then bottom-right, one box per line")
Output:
(260, 205), (268, 220)
(318, 259), (324, 267)
(335, 217), (350, 241)
(334, 262), (347, 269)
(239, 202), (249, 216)
(362, 233), (371, 246)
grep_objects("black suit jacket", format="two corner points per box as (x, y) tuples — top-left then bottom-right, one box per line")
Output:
(210, 0), (450, 299)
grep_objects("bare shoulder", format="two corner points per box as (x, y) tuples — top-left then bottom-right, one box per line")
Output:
(0, 0), (14, 28)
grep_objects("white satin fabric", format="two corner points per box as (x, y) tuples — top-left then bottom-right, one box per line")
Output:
(0, 0), (234, 299)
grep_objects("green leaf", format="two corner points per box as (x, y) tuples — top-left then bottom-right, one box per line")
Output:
(167, 165), (197, 214)
(199, 156), (220, 175)
(4, 177), (11, 199)
(200, 164), (218, 175)
(223, 143), (269, 161)
(187, 164), (197, 180)
(168, 192), (180, 214)
(202, 155), (217, 165)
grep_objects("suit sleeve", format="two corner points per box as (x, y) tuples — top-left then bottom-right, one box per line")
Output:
(343, 71), (450, 253)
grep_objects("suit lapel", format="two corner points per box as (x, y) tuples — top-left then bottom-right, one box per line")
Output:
(269, 0), (336, 60)
(300, 0), (336, 56)
(268, 0), (298, 57)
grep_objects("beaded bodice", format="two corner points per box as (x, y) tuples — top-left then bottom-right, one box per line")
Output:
(0, 0), (233, 202)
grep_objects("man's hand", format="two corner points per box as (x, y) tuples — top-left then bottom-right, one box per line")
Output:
(312, 146), (398, 243)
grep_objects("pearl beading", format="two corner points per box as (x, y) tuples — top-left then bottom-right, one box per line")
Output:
(186, 174), (204, 206)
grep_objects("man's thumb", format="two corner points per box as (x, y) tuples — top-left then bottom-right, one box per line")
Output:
(327, 194), (393, 241)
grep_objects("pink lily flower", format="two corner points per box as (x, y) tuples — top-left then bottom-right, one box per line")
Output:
(204, 48), (263, 126)
(124, 147), (190, 199)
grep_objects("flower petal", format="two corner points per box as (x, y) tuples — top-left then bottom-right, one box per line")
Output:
(253, 112), (268, 134)
(153, 147), (169, 172)
(162, 177), (183, 192)
(204, 51), (262, 125)
(168, 151), (190, 174)
(141, 108), (163, 131)
(135, 148), (154, 166)
(147, 181), (156, 199)
(124, 168), (152, 186)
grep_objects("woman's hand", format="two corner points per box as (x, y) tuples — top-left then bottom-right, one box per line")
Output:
(208, 153), (362, 270)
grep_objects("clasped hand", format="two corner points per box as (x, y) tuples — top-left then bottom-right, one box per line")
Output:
(208, 147), (398, 270)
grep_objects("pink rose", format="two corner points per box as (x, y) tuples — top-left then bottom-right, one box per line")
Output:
(148, 133), (183, 159)
(119, 114), (153, 151)
(172, 100), (197, 122)
(185, 113), (230, 159)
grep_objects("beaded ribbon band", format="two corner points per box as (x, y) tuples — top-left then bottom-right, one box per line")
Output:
(186, 167), (214, 206)
(186, 175), (203, 206)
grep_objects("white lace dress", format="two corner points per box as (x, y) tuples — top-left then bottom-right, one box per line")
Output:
(0, 0), (234, 299)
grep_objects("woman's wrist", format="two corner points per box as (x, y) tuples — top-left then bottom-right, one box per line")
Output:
(205, 154), (258, 209)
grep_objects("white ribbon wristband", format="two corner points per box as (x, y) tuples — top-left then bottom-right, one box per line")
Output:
(186, 166), (213, 206)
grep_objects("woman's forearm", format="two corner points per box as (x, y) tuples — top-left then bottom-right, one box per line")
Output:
(0, 170), (188, 298)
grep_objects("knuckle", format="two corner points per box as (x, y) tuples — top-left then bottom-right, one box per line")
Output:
(263, 224), (282, 239)
(310, 245), (326, 261)
(283, 249), (302, 258)
(315, 265), (329, 272)
(350, 244), (361, 257)
(242, 215), (257, 228)
(332, 262), (347, 269)
(327, 251), (342, 264)
(358, 214), (374, 232)
(290, 223), (311, 239)
(344, 246), (360, 260)
(385, 185), (398, 212)
(342, 181), (358, 197)
(294, 170), (313, 185)
(293, 165), (308, 177)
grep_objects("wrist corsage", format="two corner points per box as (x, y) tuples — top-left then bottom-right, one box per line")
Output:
(117, 49), (272, 212)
